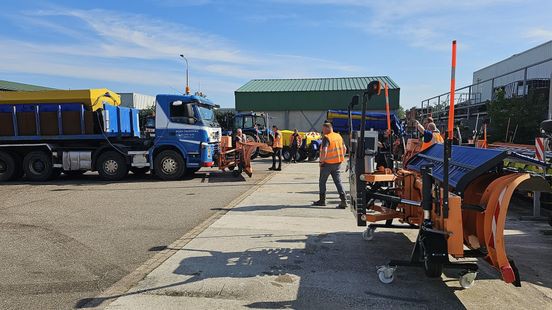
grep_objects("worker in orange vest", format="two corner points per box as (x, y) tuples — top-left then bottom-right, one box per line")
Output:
(269, 125), (283, 171)
(313, 122), (347, 208)
(415, 117), (444, 151)
(289, 129), (303, 163)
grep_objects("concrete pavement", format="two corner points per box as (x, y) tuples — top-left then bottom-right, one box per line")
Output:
(99, 162), (552, 310)
(0, 160), (274, 310)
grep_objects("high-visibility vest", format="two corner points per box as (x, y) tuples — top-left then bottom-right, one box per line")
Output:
(420, 132), (444, 151)
(322, 132), (346, 164)
(273, 130), (283, 148)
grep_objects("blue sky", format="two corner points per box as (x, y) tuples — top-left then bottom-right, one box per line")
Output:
(1, 0), (551, 108)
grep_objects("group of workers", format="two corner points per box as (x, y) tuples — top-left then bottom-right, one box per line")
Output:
(234, 115), (442, 210)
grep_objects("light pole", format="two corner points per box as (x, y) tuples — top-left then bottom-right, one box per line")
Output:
(179, 54), (190, 94)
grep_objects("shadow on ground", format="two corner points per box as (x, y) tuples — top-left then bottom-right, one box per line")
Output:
(76, 231), (467, 309)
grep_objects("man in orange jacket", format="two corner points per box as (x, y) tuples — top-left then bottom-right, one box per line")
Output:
(269, 125), (283, 171)
(313, 122), (347, 208)
(415, 118), (444, 151)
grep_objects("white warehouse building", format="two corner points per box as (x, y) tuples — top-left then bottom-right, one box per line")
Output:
(472, 40), (552, 102)
(119, 93), (156, 110)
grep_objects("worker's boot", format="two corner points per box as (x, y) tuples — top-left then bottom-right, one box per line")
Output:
(336, 194), (348, 209)
(312, 194), (326, 206)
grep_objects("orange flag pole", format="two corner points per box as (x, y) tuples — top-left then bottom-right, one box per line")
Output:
(448, 40), (457, 140)
(384, 83), (391, 136)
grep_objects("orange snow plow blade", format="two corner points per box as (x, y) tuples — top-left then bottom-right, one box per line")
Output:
(463, 173), (551, 284)
(218, 136), (272, 177)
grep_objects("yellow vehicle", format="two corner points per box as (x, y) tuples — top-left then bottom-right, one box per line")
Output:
(280, 130), (322, 162)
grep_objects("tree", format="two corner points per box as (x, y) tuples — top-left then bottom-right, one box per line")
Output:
(215, 110), (235, 131)
(138, 105), (156, 130)
(486, 89), (548, 144)
(396, 106), (406, 119)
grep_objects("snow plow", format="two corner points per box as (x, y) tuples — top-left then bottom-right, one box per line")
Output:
(348, 41), (550, 288)
(217, 136), (272, 177)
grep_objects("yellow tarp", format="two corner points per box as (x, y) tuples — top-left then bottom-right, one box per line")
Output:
(0, 89), (121, 111)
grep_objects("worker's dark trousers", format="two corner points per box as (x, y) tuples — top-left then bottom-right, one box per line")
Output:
(272, 148), (282, 169)
(290, 144), (298, 162)
(319, 163), (345, 196)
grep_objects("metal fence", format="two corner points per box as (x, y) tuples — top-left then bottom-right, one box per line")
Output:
(420, 57), (552, 121)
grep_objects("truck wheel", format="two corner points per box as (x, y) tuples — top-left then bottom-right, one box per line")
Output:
(23, 151), (54, 182)
(0, 151), (19, 182)
(96, 151), (129, 181)
(154, 150), (185, 180)
(282, 147), (291, 162)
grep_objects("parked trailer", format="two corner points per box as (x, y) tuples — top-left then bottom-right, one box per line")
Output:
(0, 90), (221, 182)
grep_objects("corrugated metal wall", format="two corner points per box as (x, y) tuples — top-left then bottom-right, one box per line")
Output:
(235, 89), (400, 111)
(473, 41), (552, 82)
(243, 109), (389, 132)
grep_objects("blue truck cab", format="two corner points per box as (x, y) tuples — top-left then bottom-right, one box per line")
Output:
(151, 94), (221, 179)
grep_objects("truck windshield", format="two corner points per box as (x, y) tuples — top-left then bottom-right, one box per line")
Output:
(196, 105), (219, 127)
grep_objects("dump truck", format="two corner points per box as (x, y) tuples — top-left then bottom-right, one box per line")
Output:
(0, 89), (221, 182)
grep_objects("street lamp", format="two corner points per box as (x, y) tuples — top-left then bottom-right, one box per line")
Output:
(179, 54), (190, 94)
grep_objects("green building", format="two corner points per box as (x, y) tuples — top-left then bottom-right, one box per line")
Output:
(235, 76), (400, 131)
(0, 80), (54, 92)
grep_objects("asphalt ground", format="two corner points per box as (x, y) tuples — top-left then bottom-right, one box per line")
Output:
(0, 158), (274, 310)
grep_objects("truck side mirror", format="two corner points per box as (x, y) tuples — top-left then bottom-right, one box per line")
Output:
(185, 103), (196, 124)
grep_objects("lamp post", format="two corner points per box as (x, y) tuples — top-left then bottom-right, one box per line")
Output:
(179, 54), (190, 94)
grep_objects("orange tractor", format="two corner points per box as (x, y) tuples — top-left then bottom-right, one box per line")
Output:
(348, 42), (550, 288)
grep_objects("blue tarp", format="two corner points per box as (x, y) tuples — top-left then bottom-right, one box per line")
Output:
(326, 110), (403, 135)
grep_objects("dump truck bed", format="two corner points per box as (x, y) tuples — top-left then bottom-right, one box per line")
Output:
(0, 89), (120, 111)
(0, 89), (139, 142)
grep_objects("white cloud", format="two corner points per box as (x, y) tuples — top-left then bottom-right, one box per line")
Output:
(0, 6), (361, 106)
(524, 28), (552, 42)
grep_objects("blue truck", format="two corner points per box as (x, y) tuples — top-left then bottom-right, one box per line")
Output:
(0, 89), (221, 182)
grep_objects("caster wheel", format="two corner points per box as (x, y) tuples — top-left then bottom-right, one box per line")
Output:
(459, 271), (477, 289)
(362, 227), (375, 241)
(377, 266), (395, 284)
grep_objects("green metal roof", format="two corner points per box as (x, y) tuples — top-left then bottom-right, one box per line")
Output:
(0, 80), (55, 92)
(235, 76), (399, 93)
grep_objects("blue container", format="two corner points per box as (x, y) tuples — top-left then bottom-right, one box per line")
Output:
(118, 106), (132, 134)
(103, 103), (119, 134)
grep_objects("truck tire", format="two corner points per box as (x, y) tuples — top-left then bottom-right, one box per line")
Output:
(23, 151), (55, 182)
(154, 150), (185, 180)
(282, 146), (291, 162)
(0, 151), (18, 182)
(96, 151), (129, 181)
